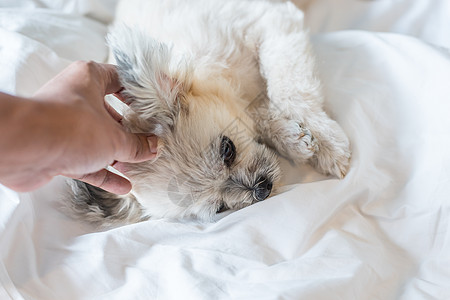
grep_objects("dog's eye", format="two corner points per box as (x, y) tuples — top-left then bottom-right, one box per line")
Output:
(220, 136), (236, 167)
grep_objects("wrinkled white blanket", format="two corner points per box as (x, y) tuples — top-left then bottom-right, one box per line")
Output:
(1, 1), (449, 299)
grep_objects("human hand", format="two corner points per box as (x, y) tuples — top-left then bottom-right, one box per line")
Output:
(1, 61), (157, 194)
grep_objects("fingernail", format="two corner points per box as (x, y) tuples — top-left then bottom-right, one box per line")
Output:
(147, 136), (158, 154)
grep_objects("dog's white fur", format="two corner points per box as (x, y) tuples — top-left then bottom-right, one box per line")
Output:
(68, 0), (351, 225)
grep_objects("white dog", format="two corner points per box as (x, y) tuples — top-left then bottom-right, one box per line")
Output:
(68, 0), (351, 226)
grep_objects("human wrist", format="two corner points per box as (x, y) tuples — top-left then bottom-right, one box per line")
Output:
(0, 93), (71, 181)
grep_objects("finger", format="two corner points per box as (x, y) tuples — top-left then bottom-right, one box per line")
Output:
(97, 63), (123, 95)
(111, 161), (129, 175)
(112, 88), (131, 104)
(76, 169), (132, 195)
(104, 101), (123, 122)
(116, 133), (159, 163)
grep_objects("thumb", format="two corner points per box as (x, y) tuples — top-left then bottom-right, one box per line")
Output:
(117, 133), (159, 163)
(74, 169), (132, 195)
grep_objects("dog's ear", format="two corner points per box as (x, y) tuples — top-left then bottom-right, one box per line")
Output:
(107, 24), (192, 135)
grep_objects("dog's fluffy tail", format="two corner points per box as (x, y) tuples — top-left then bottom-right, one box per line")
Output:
(65, 180), (146, 228)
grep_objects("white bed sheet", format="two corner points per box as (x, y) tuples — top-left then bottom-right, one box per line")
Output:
(1, 1), (450, 299)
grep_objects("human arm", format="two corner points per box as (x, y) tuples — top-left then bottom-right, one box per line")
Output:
(0, 61), (157, 194)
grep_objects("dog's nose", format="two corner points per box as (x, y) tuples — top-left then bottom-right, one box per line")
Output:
(253, 176), (273, 201)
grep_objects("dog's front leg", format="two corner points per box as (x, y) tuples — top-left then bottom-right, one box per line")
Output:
(253, 5), (351, 178)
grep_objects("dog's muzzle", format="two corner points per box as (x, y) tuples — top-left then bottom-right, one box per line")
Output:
(253, 176), (273, 201)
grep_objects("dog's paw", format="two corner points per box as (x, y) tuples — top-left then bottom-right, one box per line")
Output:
(310, 120), (351, 178)
(312, 144), (351, 178)
(268, 119), (319, 161)
(266, 115), (351, 178)
(294, 122), (319, 156)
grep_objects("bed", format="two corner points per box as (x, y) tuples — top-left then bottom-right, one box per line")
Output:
(1, 0), (449, 299)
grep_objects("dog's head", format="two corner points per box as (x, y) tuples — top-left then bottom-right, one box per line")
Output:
(107, 26), (280, 221)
